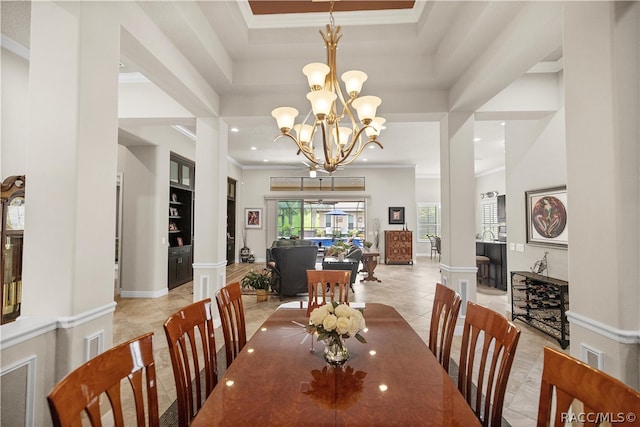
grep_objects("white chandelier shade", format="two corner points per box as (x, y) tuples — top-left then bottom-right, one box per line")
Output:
(271, 11), (384, 174)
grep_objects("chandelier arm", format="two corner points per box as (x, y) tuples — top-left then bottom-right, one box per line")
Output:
(319, 122), (332, 167)
(334, 137), (383, 168)
(339, 126), (369, 161)
(274, 133), (320, 165)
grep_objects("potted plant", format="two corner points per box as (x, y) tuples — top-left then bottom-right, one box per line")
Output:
(241, 269), (272, 302)
(329, 241), (351, 261)
(363, 241), (373, 251)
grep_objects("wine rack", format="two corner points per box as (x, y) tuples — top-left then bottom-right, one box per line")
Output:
(511, 271), (569, 349)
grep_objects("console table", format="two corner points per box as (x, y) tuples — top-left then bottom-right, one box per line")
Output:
(360, 251), (381, 282)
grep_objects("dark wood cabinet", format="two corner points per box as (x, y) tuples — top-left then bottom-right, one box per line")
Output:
(168, 245), (193, 290)
(511, 271), (569, 349)
(168, 154), (194, 289)
(1, 176), (25, 324)
(385, 230), (413, 265)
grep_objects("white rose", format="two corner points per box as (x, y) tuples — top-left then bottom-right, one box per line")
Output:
(323, 314), (338, 331)
(336, 316), (352, 335)
(350, 309), (366, 330)
(309, 305), (331, 326)
(334, 303), (351, 318)
(347, 318), (360, 336)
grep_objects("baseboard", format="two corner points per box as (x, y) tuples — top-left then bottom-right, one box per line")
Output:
(119, 288), (168, 299)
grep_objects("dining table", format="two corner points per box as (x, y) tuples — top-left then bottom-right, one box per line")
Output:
(191, 303), (481, 426)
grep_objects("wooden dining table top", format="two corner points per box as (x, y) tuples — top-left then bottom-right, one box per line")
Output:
(191, 303), (481, 427)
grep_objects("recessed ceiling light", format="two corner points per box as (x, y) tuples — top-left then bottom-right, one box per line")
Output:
(368, 145), (376, 149)
(474, 137), (482, 142)
(362, 158), (368, 162)
(250, 146), (257, 150)
(500, 122), (506, 126)
(230, 127), (239, 133)
(263, 159), (269, 162)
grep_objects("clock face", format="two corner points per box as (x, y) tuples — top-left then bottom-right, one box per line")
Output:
(6, 196), (25, 231)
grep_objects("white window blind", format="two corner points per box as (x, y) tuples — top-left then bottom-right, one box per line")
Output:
(481, 199), (499, 239)
(417, 203), (441, 242)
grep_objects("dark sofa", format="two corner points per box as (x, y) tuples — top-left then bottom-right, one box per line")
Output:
(267, 240), (318, 297)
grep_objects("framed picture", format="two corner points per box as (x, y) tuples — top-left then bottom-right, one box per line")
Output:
(525, 186), (568, 248)
(388, 207), (405, 225)
(245, 208), (262, 229)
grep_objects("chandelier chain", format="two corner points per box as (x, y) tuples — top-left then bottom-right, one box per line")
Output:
(329, 0), (336, 30)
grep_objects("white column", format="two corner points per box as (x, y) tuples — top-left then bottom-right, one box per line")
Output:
(439, 112), (478, 324)
(193, 117), (228, 322)
(564, 2), (639, 387)
(21, 1), (120, 372)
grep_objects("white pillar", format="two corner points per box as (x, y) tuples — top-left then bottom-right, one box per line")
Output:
(21, 1), (120, 373)
(193, 117), (228, 322)
(564, 2), (639, 387)
(439, 112), (478, 323)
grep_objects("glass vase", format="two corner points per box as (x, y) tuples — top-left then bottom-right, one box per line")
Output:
(323, 335), (350, 366)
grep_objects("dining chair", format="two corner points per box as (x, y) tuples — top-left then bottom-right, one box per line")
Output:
(47, 332), (159, 427)
(216, 281), (247, 368)
(537, 346), (640, 427)
(428, 283), (462, 373)
(428, 235), (438, 259)
(458, 301), (521, 427)
(306, 269), (351, 316)
(164, 299), (217, 427)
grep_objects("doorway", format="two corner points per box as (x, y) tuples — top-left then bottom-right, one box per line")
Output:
(114, 173), (123, 295)
(226, 177), (236, 264)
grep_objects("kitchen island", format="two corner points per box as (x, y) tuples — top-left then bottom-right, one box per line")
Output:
(476, 240), (507, 291)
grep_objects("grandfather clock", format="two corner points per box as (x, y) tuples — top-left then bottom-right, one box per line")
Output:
(1, 175), (25, 324)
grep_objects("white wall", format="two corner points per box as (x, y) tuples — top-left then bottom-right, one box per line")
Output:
(116, 135), (195, 296)
(1, 48), (29, 179)
(505, 110), (567, 281)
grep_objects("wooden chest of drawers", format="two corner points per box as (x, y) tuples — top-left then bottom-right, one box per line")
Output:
(385, 230), (413, 264)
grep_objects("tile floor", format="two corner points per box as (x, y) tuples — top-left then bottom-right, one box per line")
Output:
(113, 255), (564, 426)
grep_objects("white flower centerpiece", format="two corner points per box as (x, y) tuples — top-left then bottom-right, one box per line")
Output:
(307, 302), (367, 366)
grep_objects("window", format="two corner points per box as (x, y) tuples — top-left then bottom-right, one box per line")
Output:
(481, 198), (499, 240)
(277, 200), (303, 238)
(417, 203), (441, 242)
(276, 200), (366, 241)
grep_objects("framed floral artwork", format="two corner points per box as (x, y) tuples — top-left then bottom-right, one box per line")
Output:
(245, 208), (262, 229)
(525, 186), (568, 248)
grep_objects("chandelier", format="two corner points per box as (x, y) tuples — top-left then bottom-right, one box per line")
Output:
(271, 1), (385, 174)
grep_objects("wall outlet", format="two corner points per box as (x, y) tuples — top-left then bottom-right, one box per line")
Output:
(516, 243), (525, 252)
(509, 243), (515, 251)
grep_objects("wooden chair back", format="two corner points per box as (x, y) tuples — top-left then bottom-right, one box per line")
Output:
(458, 301), (521, 427)
(537, 346), (640, 427)
(216, 281), (247, 368)
(429, 283), (462, 373)
(306, 269), (351, 316)
(47, 332), (159, 427)
(164, 299), (217, 427)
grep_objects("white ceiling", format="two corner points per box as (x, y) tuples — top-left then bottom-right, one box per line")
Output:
(3, 0), (564, 177)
